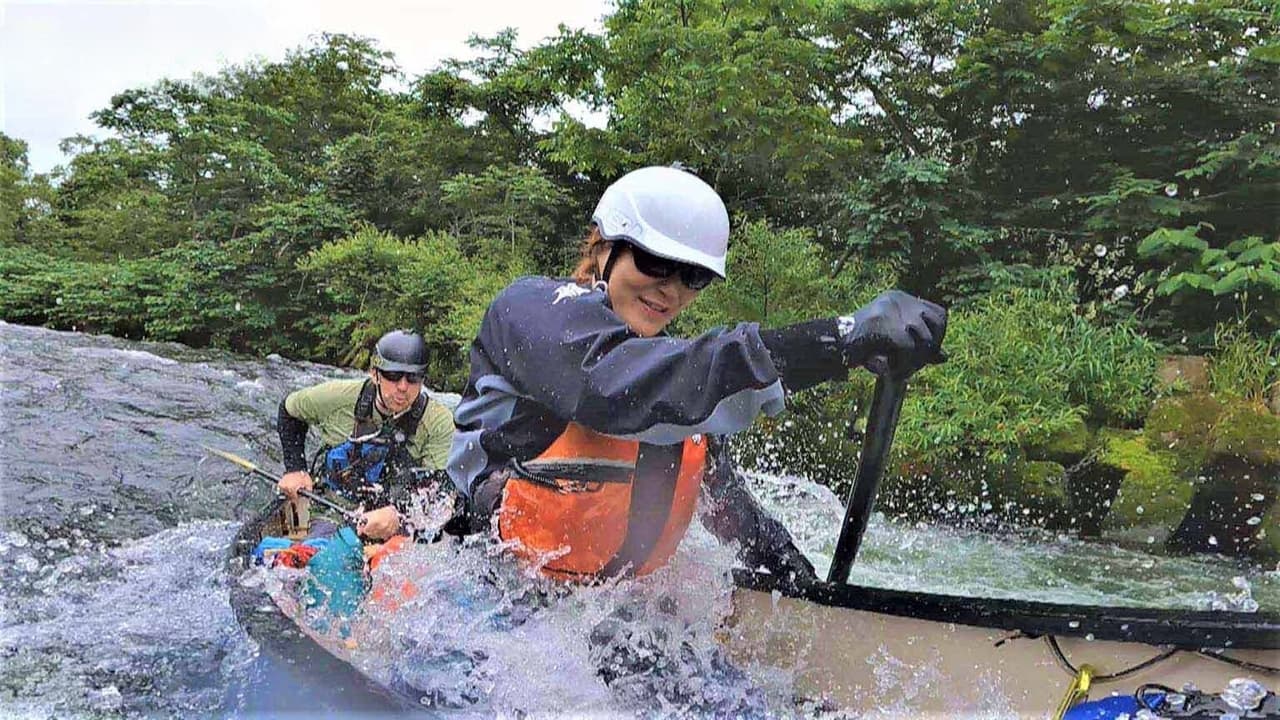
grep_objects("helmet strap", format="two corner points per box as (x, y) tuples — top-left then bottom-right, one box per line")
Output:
(371, 376), (412, 420)
(601, 242), (623, 284)
(372, 372), (389, 415)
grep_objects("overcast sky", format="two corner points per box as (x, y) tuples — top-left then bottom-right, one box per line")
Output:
(1, 0), (609, 173)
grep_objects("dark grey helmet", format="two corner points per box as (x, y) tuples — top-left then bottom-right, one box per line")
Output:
(371, 330), (428, 373)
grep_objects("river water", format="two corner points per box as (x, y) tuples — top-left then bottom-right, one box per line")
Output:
(1, 322), (1275, 718)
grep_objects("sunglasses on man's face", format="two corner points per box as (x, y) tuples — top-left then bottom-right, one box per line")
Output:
(378, 369), (424, 384)
(626, 244), (717, 291)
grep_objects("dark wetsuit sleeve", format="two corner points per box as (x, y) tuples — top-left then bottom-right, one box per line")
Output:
(447, 277), (853, 498)
(758, 318), (850, 393)
(277, 398), (309, 473)
(700, 436), (816, 583)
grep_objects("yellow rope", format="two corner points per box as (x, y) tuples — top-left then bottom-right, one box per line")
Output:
(1052, 663), (1094, 720)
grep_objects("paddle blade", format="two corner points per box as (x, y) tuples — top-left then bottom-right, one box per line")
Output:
(201, 445), (258, 473)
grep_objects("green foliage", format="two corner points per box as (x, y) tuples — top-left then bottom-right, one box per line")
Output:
(835, 152), (991, 295)
(0, 245), (155, 338)
(682, 219), (894, 333)
(1138, 227), (1280, 335)
(543, 0), (861, 222)
(0, 134), (28, 246)
(1207, 323), (1279, 404)
(897, 275), (1163, 463)
(948, 0), (1277, 333)
(440, 164), (572, 267)
(298, 225), (523, 388)
(0, 245), (60, 325)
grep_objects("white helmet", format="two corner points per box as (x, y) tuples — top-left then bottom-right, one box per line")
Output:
(591, 165), (729, 278)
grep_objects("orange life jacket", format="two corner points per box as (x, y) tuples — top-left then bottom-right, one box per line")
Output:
(367, 535), (418, 611)
(497, 423), (708, 580)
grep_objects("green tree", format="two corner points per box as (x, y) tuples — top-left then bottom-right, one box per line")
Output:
(298, 225), (525, 387)
(440, 164), (571, 266)
(546, 0), (862, 223)
(0, 134), (29, 246)
(946, 0), (1278, 338)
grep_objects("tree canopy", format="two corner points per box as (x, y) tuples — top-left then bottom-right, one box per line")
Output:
(3, 1), (1276, 377)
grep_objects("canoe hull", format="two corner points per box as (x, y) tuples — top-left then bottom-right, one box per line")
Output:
(725, 585), (1278, 715)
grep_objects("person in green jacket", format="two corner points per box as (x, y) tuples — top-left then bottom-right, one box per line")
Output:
(276, 330), (454, 540)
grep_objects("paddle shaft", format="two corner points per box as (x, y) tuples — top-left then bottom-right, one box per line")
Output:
(826, 371), (908, 584)
(246, 466), (361, 521)
(203, 446), (360, 521)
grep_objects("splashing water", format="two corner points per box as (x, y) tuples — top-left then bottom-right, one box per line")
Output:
(247, 516), (796, 717)
(0, 523), (254, 718)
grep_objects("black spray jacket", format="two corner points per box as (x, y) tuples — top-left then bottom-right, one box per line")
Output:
(447, 276), (848, 578)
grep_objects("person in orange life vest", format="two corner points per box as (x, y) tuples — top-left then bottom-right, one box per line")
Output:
(445, 165), (947, 585)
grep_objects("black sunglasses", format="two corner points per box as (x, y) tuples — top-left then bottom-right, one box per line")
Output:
(625, 244), (718, 291)
(378, 369), (424, 384)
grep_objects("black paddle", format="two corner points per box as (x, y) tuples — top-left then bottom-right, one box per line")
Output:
(826, 359), (911, 584)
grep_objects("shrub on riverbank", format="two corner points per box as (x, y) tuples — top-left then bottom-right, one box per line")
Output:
(732, 273), (1165, 500)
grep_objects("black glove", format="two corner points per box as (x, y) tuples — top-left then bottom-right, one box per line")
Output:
(472, 470), (508, 516)
(442, 468), (510, 537)
(839, 290), (947, 375)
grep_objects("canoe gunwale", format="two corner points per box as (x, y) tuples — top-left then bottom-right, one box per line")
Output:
(733, 568), (1280, 651)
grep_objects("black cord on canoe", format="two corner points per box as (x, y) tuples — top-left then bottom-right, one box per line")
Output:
(1046, 636), (1180, 682)
(1195, 649), (1280, 675)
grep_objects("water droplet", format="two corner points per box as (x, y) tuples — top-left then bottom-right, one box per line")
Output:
(88, 685), (124, 712)
(1222, 678), (1267, 711)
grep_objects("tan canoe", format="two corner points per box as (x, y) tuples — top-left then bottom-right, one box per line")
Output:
(725, 571), (1279, 717)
